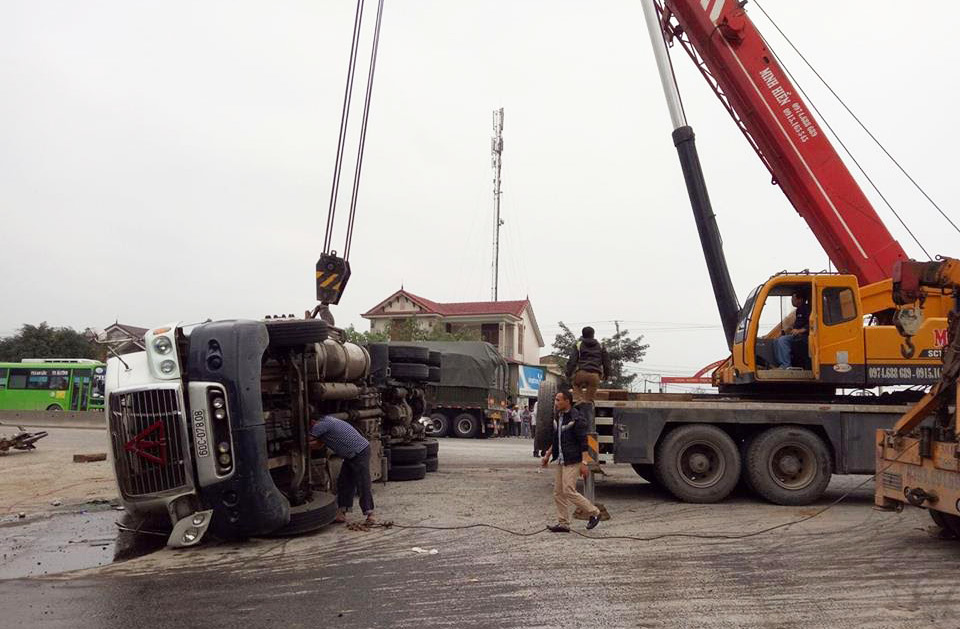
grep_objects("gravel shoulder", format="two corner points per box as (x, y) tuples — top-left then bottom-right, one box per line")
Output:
(0, 427), (115, 516)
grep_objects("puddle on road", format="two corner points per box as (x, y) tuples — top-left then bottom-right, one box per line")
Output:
(0, 507), (118, 579)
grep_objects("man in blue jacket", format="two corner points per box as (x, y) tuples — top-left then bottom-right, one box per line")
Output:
(540, 389), (602, 532)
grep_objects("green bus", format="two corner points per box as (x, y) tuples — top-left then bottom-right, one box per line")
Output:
(0, 359), (106, 411)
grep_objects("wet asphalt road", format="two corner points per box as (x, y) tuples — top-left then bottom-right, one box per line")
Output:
(4, 437), (960, 628)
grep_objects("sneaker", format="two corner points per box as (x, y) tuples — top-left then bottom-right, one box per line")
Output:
(586, 514), (601, 530)
(547, 524), (570, 533)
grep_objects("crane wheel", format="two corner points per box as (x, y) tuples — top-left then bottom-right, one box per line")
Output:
(654, 424), (740, 504)
(930, 510), (960, 538)
(746, 426), (831, 506)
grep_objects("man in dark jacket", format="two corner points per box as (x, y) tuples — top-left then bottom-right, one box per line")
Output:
(565, 326), (611, 404)
(540, 389), (601, 532)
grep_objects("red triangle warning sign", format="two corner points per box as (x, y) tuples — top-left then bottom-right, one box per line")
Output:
(124, 420), (167, 465)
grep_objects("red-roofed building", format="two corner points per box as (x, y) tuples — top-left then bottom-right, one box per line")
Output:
(362, 289), (544, 364)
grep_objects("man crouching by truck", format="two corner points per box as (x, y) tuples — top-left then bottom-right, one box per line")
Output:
(310, 415), (375, 525)
(540, 390), (601, 532)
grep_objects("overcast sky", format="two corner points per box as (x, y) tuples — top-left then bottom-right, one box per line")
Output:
(1, 1), (957, 387)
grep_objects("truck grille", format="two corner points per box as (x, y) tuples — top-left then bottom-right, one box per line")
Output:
(109, 389), (188, 497)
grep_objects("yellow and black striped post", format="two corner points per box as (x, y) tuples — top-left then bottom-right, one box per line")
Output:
(584, 432), (599, 503)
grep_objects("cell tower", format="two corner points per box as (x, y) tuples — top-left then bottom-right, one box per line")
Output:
(490, 108), (504, 301)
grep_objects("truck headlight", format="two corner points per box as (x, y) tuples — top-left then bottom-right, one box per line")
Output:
(154, 336), (173, 355)
(160, 360), (177, 374)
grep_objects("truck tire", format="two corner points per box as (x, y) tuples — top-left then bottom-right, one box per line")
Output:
(631, 464), (658, 485)
(388, 345), (430, 364)
(424, 456), (439, 473)
(655, 424), (741, 504)
(428, 366), (441, 383)
(268, 492), (338, 537)
(389, 462), (427, 481)
(423, 439), (439, 457)
(369, 343), (389, 382)
(534, 380), (557, 451)
(427, 351), (442, 367)
(389, 362), (429, 381)
(389, 443), (427, 465)
(425, 413), (449, 437)
(265, 319), (329, 349)
(452, 412), (480, 438)
(746, 426), (831, 506)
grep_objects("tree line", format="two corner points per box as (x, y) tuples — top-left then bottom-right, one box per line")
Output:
(0, 323), (105, 362)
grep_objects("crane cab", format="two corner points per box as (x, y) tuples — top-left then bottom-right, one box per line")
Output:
(715, 272), (947, 392)
(718, 274), (858, 388)
(719, 273), (863, 388)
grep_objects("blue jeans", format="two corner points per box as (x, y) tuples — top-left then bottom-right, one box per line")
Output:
(774, 335), (795, 368)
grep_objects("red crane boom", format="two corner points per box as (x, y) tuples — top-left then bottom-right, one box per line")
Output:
(658, 0), (907, 285)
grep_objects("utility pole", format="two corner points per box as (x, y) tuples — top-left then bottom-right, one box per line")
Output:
(490, 108), (504, 301)
(614, 320), (621, 385)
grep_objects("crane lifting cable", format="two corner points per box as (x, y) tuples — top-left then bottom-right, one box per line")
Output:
(316, 0), (386, 306)
(753, 0), (958, 245)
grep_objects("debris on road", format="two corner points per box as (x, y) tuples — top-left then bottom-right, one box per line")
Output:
(410, 547), (438, 555)
(0, 425), (49, 453)
(72, 453), (107, 463)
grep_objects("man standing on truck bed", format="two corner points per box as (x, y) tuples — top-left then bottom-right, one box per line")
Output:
(309, 415), (375, 524)
(565, 326), (611, 404)
(541, 390), (601, 532)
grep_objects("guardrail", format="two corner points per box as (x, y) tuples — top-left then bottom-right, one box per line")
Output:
(0, 410), (106, 430)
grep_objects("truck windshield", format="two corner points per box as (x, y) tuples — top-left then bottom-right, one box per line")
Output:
(733, 285), (762, 345)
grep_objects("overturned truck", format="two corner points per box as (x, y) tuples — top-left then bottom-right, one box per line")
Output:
(106, 318), (437, 547)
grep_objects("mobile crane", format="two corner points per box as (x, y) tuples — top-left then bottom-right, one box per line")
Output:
(545, 1), (954, 506)
(644, 0), (950, 394)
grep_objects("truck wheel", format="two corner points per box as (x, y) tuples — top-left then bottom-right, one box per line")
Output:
(534, 380), (557, 451)
(427, 351), (442, 367)
(424, 456), (439, 473)
(389, 443), (427, 465)
(389, 362), (429, 381)
(425, 413), (449, 437)
(388, 345), (430, 363)
(746, 426), (831, 506)
(369, 343), (389, 382)
(423, 439), (439, 457)
(452, 412), (480, 438)
(389, 462), (427, 481)
(265, 319), (329, 349)
(631, 464), (658, 485)
(655, 424), (740, 503)
(268, 492), (338, 537)
(427, 366), (441, 383)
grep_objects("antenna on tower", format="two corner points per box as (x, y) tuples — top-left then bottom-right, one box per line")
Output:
(490, 107), (504, 301)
